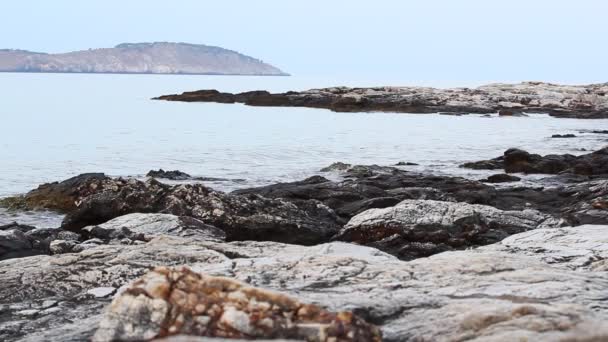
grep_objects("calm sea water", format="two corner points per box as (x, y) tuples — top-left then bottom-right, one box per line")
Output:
(1, 73), (607, 225)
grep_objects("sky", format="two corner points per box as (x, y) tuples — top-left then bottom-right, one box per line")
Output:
(1, 0), (607, 84)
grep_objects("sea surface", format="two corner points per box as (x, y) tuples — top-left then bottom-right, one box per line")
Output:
(1, 73), (607, 226)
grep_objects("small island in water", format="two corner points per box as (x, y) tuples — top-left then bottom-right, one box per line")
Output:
(0, 42), (288, 76)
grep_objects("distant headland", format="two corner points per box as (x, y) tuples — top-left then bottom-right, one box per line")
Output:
(0, 42), (288, 76)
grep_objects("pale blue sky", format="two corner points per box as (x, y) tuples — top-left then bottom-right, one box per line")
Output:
(2, 0), (607, 83)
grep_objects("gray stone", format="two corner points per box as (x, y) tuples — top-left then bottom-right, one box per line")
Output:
(1, 225), (607, 341)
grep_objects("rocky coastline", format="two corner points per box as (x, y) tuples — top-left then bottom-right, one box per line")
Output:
(1, 146), (608, 341)
(153, 82), (608, 119)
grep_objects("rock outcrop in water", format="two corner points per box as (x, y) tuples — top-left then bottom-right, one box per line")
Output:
(154, 82), (608, 118)
(462, 146), (608, 176)
(0, 42), (288, 76)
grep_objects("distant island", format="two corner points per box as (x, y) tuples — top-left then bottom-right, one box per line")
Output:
(0, 42), (288, 76)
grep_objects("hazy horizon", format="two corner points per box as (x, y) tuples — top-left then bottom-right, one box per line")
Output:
(2, 0), (608, 84)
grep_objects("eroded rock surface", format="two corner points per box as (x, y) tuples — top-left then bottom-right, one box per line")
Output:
(335, 199), (561, 259)
(1, 225), (607, 341)
(154, 82), (608, 118)
(62, 178), (339, 245)
(93, 267), (381, 342)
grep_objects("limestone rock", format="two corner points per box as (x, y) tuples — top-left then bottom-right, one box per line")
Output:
(82, 213), (226, 243)
(335, 199), (562, 259)
(1, 225), (608, 341)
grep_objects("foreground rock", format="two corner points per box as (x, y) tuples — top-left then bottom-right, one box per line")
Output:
(93, 267), (381, 342)
(335, 199), (561, 259)
(154, 82), (608, 118)
(462, 146), (608, 176)
(1, 224), (607, 341)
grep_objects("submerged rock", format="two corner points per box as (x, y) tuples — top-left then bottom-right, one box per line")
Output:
(335, 199), (561, 259)
(2, 225), (607, 341)
(154, 82), (608, 119)
(93, 267), (381, 342)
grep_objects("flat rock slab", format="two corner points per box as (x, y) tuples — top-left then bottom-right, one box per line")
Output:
(1, 225), (607, 341)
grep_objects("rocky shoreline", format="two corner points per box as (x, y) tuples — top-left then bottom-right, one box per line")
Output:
(1, 146), (608, 341)
(154, 82), (608, 118)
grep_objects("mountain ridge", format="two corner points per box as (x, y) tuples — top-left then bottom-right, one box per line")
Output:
(0, 42), (288, 76)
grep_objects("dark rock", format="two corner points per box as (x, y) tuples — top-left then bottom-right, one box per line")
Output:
(395, 161), (419, 166)
(235, 165), (495, 221)
(498, 109), (527, 117)
(147, 169), (192, 180)
(464, 146), (608, 176)
(59, 178), (340, 246)
(552, 134), (577, 138)
(13, 173), (111, 212)
(460, 156), (504, 170)
(154, 82), (608, 119)
(319, 162), (351, 172)
(0, 223), (77, 260)
(482, 174), (522, 183)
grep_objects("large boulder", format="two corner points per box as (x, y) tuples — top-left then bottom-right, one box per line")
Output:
(2, 225), (607, 341)
(60, 178), (340, 246)
(3, 173), (111, 212)
(93, 267), (381, 342)
(335, 199), (562, 259)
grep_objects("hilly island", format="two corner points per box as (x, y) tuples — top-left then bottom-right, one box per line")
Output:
(0, 42), (288, 76)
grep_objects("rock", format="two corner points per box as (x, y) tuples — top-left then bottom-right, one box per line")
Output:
(319, 162), (351, 172)
(482, 173), (522, 183)
(49, 239), (81, 255)
(2, 225), (608, 341)
(235, 165), (493, 220)
(147, 169), (193, 181)
(82, 213), (226, 243)
(11, 173), (111, 212)
(460, 156), (504, 170)
(498, 109), (527, 117)
(551, 134), (576, 138)
(86, 287), (116, 299)
(0, 223), (75, 259)
(335, 199), (561, 259)
(155, 82), (608, 118)
(59, 178), (340, 246)
(463, 146), (608, 176)
(395, 161), (419, 166)
(93, 267), (381, 342)
(0, 228), (33, 260)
